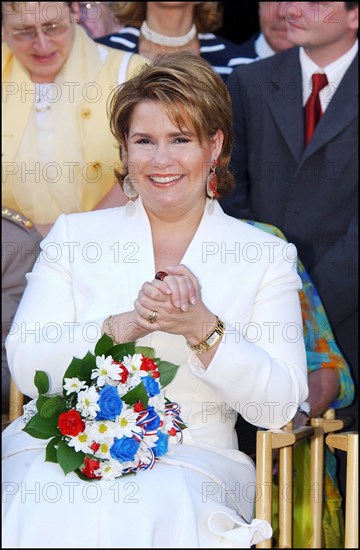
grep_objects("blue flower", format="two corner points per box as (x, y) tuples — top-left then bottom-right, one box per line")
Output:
(142, 406), (161, 431)
(96, 385), (123, 420)
(143, 376), (160, 397)
(153, 431), (169, 457)
(110, 436), (140, 462)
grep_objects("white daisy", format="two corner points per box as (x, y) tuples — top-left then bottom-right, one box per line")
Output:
(63, 377), (88, 395)
(115, 408), (143, 438)
(122, 353), (143, 374)
(98, 459), (124, 480)
(76, 386), (100, 419)
(67, 427), (92, 453)
(91, 354), (121, 386)
(92, 439), (113, 460)
(88, 420), (117, 442)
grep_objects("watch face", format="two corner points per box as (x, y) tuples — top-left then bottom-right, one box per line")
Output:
(206, 331), (220, 347)
(300, 401), (311, 414)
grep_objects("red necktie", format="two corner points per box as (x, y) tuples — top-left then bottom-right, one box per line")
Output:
(304, 73), (328, 146)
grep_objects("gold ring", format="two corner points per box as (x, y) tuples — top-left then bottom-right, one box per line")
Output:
(147, 310), (158, 324)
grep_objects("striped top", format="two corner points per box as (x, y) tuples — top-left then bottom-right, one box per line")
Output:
(96, 26), (254, 82)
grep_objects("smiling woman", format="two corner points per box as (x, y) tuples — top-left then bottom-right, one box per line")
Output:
(3, 51), (308, 548)
(1, 1), (147, 234)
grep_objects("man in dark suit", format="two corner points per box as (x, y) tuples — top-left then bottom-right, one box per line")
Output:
(222, 0), (358, 497)
(235, 1), (294, 60)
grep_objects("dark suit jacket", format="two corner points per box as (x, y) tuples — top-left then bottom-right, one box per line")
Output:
(221, 48), (358, 417)
(234, 32), (259, 59)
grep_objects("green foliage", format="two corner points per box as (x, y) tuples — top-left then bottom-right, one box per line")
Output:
(23, 337), (184, 481)
(34, 371), (50, 395)
(135, 346), (155, 358)
(62, 353), (96, 392)
(22, 414), (60, 439)
(94, 333), (113, 355)
(40, 395), (67, 419)
(157, 361), (180, 387)
(45, 436), (61, 463)
(122, 381), (148, 408)
(57, 440), (85, 475)
(110, 341), (136, 361)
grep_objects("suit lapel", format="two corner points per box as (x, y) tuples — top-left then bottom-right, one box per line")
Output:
(267, 49), (304, 163)
(301, 55), (358, 163)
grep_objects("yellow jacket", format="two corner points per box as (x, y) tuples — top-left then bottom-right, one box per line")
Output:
(2, 26), (146, 223)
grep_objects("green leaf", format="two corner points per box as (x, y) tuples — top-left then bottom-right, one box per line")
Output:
(135, 346), (155, 358)
(109, 341), (136, 361)
(36, 394), (50, 413)
(22, 414), (60, 439)
(45, 436), (61, 463)
(40, 395), (68, 419)
(34, 371), (50, 395)
(158, 361), (180, 387)
(62, 352), (96, 392)
(122, 381), (148, 408)
(94, 333), (113, 355)
(57, 439), (85, 475)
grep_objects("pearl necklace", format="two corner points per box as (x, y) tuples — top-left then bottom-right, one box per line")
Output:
(140, 21), (197, 47)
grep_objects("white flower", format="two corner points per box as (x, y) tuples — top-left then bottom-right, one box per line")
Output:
(98, 459), (124, 480)
(76, 386), (100, 419)
(91, 355), (121, 386)
(148, 392), (166, 411)
(92, 439), (114, 460)
(122, 353), (143, 373)
(88, 420), (116, 442)
(63, 377), (87, 395)
(141, 433), (159, 450)
(136, 440), (157, 465)
(115, 408), (143, 438)
(67, 426), (92, 453)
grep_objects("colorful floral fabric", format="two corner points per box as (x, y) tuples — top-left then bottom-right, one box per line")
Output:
(244, 220), (355, 547)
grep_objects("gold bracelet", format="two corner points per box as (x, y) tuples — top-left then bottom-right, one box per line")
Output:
(106, 315), (119, 344)
(186, 316), (225, 354)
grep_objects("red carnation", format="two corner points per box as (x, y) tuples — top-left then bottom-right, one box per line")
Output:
(133, 401), (144, 412)
(90, 441), (100, 452)
(140, 356), (158, 372)
(81, 456), (101, 479)
(58, 409), (85, 436)
(112, 360), (129, 383)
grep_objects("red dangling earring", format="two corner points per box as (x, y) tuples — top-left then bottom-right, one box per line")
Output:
(206, 158), (219, 199)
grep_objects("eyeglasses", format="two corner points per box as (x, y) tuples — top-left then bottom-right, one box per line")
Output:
(10, 22), (69, 42)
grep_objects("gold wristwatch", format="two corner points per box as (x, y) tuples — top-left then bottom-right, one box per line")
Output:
(186, 316), (225, 354)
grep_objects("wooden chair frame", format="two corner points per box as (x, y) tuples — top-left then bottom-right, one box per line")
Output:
(326, 431), (358, 549)
(255, 413), (350, 548)
(7, 380), (353, 548)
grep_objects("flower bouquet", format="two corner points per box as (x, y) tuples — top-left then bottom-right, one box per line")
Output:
(23, 334), (186, 480)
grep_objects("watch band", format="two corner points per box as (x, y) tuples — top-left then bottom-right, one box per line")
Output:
(299, 401), (312, 419)
(186, 316), (225, 354)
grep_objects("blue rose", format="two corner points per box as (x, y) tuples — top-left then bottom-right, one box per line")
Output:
(153, 431), (169, 457)
(96, 385), (123, 420)
(110, 436), (140, 462)
(143, 376), (160, 397)
(143, 406), (161, 431)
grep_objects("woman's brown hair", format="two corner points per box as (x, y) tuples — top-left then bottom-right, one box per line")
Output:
(109, 51), (235, 198)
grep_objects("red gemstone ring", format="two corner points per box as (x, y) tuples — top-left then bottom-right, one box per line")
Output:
(155, 271), (168, 281)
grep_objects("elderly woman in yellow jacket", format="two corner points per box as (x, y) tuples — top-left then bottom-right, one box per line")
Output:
(2, 1), (146, 236)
